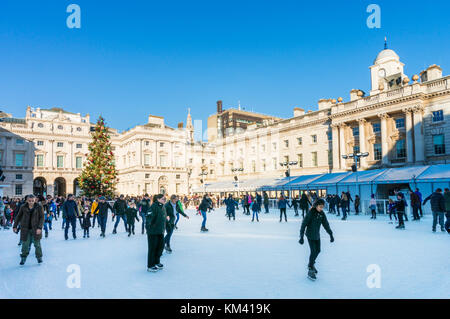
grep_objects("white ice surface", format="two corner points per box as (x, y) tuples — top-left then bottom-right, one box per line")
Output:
(0, 207), (448, 299)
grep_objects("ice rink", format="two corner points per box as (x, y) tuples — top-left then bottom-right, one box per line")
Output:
(1, 207), (448, 299)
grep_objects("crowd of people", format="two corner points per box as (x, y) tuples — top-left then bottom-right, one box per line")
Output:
(0, 186), (448, 277)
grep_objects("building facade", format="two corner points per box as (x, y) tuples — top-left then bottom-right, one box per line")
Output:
(1, 47), (449, 197)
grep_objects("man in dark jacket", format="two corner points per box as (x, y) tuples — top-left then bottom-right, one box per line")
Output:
(223, 194), (238, 220)
(164, 195), (189, 253)
(62, 194), (79, 240)
(146, 194), (168, 272)
(112, 194), (128, 234)
(13, 195), (45, 265)
(93, 196), (113, 237)
(263, 191), (269, 213)
(199, 194), (211, 231)
(423, 188), (446, 232)
(409, 190), (421, 220)
(138, 194), (152, 234)
(299, 199), (334, 280)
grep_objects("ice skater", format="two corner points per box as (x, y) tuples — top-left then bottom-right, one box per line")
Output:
(125, 200), (139, 237)
(13, 195), (45, 265)
(299, 199), (334, 281)
(223, 194), (238, 221)
(164, 195), (189, 252)
(251, 201), (259, 222)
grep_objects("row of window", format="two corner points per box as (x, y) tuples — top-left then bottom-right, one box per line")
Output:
(34, 122), (84, 131)
(36, 154), (83, 169)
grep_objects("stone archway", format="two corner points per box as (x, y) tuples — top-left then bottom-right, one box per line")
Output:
(158, 176), (168, 195)
(33, 177), (47, 197)
(73, 178), (80, 196)
(54, 177), (67, 197)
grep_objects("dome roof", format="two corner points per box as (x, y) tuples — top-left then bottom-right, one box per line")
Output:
(374, 49), (399, 64)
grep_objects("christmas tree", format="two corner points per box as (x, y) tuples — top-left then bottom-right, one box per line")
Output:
(79, 116), (117, 197)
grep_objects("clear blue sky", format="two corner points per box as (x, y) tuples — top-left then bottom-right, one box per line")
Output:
(1, 0), (449, 132)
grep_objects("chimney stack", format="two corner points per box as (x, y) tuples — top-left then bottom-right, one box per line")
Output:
(217, 100), (223, 114)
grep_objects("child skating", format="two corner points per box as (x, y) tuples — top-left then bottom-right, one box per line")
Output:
(125, 201), (140, 237)
(299, 199), (334, 281)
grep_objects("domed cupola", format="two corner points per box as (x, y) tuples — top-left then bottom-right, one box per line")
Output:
(369, 38), (405, 95)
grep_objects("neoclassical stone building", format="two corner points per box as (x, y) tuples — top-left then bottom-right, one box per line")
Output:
(0, 107), (215, 197)
(0, 47), (449, 197)
(210, 48), (450, 182)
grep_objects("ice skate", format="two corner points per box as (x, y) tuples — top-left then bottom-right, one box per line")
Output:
(19, 257), (26, 266)
(147, 266), (158, 272)
(165, 245), (172, 253)
(307, 267), (317, 281)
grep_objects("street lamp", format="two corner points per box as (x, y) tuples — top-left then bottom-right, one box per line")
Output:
(279, 161), (298, 198)
(341, 152), (369, 197)
(199, 170), (208, 194)
(231, 168), (244, 196)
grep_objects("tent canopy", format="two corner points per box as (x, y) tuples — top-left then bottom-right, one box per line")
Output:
(192, 164), (450, 193)
(372, 165), (430, 184)
(415, 164), (450, 182)
(338, 168), (387, 185)
(307, 172), (352, 188)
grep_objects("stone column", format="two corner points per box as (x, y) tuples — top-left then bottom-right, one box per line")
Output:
(331, 124), (340, 171)
(339, 123), (347, 169)
(357, 118), (367, 168)
(413, 106), (425, 163)
(378, 113), (390, 165)
(403, 107), (414, 163)
(69, 142), (73, 169)
(49, 140), (55, 169)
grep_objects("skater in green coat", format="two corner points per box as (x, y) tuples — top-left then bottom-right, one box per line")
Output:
(299, 198), (334, 280)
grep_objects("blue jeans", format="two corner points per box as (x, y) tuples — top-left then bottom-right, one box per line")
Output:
(140, 214), (146, 233)
(264, 203), (269, 213)
(62, 217), (67, 229)
(114, 215), (127, 231)
(175, 213), (180, 226)
(98, 215), (107, 234)
(432, 211), (445, 230)
(64, 217), (77, 239)
(201, 210), (207, 228)
(164, 225), (174, 247)
(252, 210), (259, 221)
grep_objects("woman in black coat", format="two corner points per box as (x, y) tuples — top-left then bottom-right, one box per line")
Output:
(146, 194), (168, 272)
(299, 192), (312, 218)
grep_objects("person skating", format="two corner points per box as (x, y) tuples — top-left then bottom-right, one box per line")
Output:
(354, 195), (360, 215)
(146, 194), (168, 272)
(92, 196), (113, 237)
(340, 192), (348, 220)
(125, 201), (139, 237)
(62, 194), (79, 240)
(423, 188), (446, 232)
(299, 191), (311, 218)
(299, 199), (334, 281)
(138, 194), (152, 234)
(13, 195), (45, 265)
(290, 196), (300, 216)
(263, 191), (269, 213)
(174, 198), (187, 229)
(394, 193), (406, 229)
(199, 194), (211, 231)
(80, 205), (92, 238)
(164, 195), (189, 253)
(409, 190), (421, 221)
(223, 194), (238, 221)
(112, 194), (128, 234)
(387, 198), (397, 224)
(277, 195), (288, 222)
(369, 194), (377, 219)
(251, 201), (259, 222)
